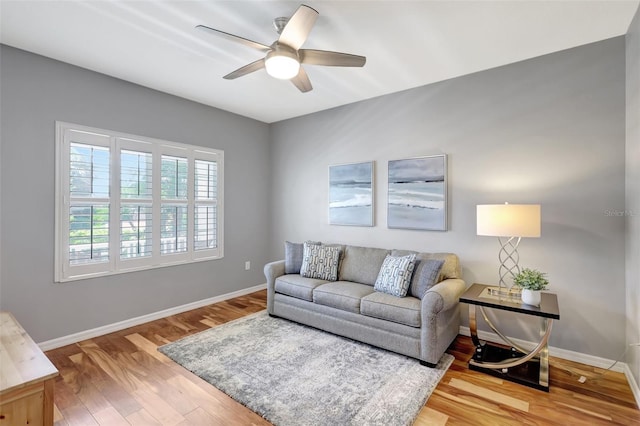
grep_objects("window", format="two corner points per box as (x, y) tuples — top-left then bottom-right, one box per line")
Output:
(55, 122), (224, 282)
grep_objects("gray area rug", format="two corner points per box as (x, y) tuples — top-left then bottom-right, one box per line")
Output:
(159, 311), (453, 426)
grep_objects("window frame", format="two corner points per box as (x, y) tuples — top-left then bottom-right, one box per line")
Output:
(55, 122), (224, 282)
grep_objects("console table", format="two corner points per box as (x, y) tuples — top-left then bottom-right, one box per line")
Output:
(459, 283), (560, 391)
(0, 312), (59, 425)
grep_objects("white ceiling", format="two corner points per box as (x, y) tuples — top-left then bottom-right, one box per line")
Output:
(1, 1), (638, 123)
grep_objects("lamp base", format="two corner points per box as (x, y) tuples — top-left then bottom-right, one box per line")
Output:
(497, 236), (522, 288)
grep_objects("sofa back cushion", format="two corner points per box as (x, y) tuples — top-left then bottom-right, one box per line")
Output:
(339, 245), (391, 285)
(391, 250), (461, 283)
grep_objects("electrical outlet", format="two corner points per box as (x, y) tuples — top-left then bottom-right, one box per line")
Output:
(245, 261), (251, 271)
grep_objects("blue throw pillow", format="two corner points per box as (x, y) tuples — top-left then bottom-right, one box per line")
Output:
(410, 259), (445, 299)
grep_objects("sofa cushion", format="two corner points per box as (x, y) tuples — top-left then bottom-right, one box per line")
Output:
(275, 275), (329, 302)
(300, 242), (341, 281)
(392, 250), (461, 282)
(409, 259), (445, 299)
(339, 245), (391, 285)
(284, 241), (304, 274)
(284, 241), (320, 274)
(373, 254), (417, 297)
(313, 282), (375, 313)
(361, 292), (422, 327)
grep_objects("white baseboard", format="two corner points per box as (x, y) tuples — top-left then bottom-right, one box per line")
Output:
(459, 326), (640, 408)
(38, 283), (267, 351)
(623, 363), (640, 409)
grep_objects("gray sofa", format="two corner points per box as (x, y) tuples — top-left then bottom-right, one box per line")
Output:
(264, 243), (466, 367)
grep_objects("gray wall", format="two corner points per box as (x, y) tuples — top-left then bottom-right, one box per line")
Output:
(0, 33), (633, 363)
(626, 5), (640, 384)
(269, 37), (627, 360)
(0, 45), (271, 342)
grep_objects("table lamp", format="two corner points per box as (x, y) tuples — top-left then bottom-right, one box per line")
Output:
(477, 203), (541, 295)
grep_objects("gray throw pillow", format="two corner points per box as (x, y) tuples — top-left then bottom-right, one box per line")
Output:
(410, 259), (445, 299)
(284, 241), (304, 274)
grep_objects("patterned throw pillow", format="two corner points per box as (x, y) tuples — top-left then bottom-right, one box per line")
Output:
(409, 259), (445, 299)
(300, 242), (341, 281)
(374, 254), (417, 297)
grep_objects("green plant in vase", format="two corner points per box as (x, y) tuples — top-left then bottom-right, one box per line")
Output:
(513, 268), (549, 306)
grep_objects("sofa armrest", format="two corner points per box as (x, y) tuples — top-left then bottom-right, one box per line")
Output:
(420, 278), (466, 365)
(264, 260), (286, 289)
(264, 260), (286, 314)
(421, 278), (466, 315)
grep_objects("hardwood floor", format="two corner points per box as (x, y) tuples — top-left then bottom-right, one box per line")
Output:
(45, 290), (640, 425)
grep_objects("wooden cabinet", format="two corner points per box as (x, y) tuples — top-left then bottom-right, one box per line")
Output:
(0, 312), (58, 426)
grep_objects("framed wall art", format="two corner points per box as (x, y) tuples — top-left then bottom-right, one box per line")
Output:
(387, 154), (447, 231)
(329, 161), (374, 226)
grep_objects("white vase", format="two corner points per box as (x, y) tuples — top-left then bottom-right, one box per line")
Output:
(521, 289), (541, 306)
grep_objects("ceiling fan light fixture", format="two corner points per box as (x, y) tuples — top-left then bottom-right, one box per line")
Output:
(197, 4), (365, 92)
(265, 45), (300, 80)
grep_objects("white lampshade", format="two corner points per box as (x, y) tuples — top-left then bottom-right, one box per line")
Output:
(265, 50), (300, 80)
(477, 204), (541, 238)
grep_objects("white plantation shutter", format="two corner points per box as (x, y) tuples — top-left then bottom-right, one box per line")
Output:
(160, 154), (189, 257)
(120, 204), (153, 259)
(69, 204), (110, 265)
(120, 149), (152, 199)
(68, 142), (111, 266)
(55, 122), (224, 282)
(120, 149), (153, 260)
(194, 159), (218, 251)
(161, 155), (188, 199)
(160, 205), (188, 254)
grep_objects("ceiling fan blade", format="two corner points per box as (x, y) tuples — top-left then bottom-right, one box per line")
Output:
(300, 49), (366, 67)
(196, 25), (271, 52)
(291, 66), (313, 93)
(278, 5), (318, 50)
(223, 59), (265, 80)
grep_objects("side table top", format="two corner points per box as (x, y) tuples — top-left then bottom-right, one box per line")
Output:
(0, 311), (59, 395)
(460, 283), (560, 319)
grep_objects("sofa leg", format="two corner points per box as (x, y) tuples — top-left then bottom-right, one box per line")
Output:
(420, 360), (437, 368)
(268, 313), (279, 318)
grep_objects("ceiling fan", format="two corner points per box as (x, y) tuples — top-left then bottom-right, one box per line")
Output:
(196, 4), (366, 93)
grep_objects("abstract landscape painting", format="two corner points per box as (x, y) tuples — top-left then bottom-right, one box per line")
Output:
(388, 155), (447, 231)
(329, 161), (374, 226)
